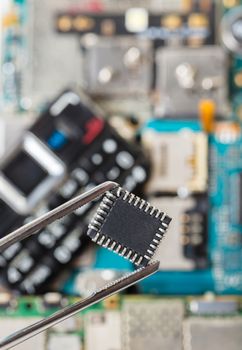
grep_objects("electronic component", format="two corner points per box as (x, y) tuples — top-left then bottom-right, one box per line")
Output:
(182, 195), (208, 268)
(155, 46), (228, 118)
(209, 122), (242, 293)
(84, 311), (121, 350)
(187, 12), (211, 47)
(150, 196), (208, 270)
(0, 293), (14, 309)
(28, 0), (216, 106)
(199, 99), (216, 133)
(189, 298), (238, 315)
(48, 334), (82, 350)
(81, 36), (152, 96)
(142, 121), (208, 194)
(109, 115), (141, 141)
(0, 294), (241, 350)
(87, 186), (171, 266)
(183, 317), (242, 350)
(55, 6), (215, 45)
(43, 293), (67, 309)
(122, 299), (184, 350)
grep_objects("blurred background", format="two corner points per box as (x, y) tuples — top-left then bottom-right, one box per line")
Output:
(1, 0), (242, 349)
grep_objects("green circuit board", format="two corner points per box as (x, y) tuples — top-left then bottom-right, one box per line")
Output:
(0, 293), (242, 350)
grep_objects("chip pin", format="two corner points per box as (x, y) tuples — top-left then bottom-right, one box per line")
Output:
(131, 253), (138, 262)
(97, 208), (108, 216)
(93, 219), (102, 228)
(139, 199), (146, 209)
(121, 247), (127, 256)
(126, 250), (132, 259)
(110, 241), (116, 250)
(88, 224), (99, 232)
(92, 232), (100, 242)
(160, 212), (167, 221)
(144, 202), (151, 212)
(116, 187), (122, 197)
(155, 210), (161, 218)
(134, 196), (140, 206)
(115, 244), (122, 253)
(103, 238), (111, 248)
(101, 202), (111, 211)
(103, 197), (113, 205)
(106, 191), (117, 200)
(95, 214), (105, 222)
(98, 235), (105, 245)
(123, 191), (129, 200)
(150, 206), (155, 215)
(136, 256), (143, 265)
(128, 193), (135, 204)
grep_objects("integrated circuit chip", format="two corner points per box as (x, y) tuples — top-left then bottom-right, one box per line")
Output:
(87, 187), (171, 266)
(183, 317), (242, 350)
(122, 299), (184, 350)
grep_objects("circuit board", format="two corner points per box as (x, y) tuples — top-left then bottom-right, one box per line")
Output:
(140, 120), (242, 294)
(209, 123), (242, 293)
(0, 0), (30, 112)
(1, 0), (242, 296)
(3, 2), (242, 348)
(0, 293), (242, 350)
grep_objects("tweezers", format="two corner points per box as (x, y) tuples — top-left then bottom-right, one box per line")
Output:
(0, 181), (159, 349)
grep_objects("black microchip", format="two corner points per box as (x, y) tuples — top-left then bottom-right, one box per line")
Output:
(87, 187), (171, 266)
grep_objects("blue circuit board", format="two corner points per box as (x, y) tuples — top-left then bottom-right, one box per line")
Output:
(64, 120), (242, 296)
(137, 119), (213, 294)
(142, 120), (242, 294)
(143, 121), (242, 294)
(209, 126), (242, 293)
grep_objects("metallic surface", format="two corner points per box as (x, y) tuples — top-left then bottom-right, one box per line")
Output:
(0, 181), (117, 252)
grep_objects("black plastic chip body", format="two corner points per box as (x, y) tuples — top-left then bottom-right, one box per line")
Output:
(87, 187), (171, 266)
